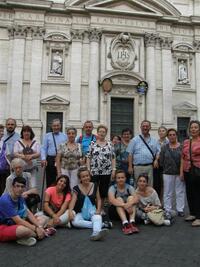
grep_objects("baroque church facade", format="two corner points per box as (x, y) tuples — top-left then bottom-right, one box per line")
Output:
(0, 0), (200, 140)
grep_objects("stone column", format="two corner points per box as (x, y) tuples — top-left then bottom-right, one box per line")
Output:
(69, 29), (84, 121)
(28, 27), (45, 121)
(7, 26), (26, 119)
(88, 28), (102, 121)
(193, 40), (200, 119)
(144, 33), (157, 123)
(160, 36), (173, 124)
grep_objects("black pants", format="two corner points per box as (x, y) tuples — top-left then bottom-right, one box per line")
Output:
(91, 174), (111, 199)
(0, 170), (10, 196)
(184, 171), (200, 219)
(153, 167), (163, 200)
(46, 156), (57, 188)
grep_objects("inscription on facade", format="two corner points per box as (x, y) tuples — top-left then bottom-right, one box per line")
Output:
(91, 16), (155, 29)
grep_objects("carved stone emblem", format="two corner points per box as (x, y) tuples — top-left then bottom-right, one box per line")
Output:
(108, 33), (137, 71)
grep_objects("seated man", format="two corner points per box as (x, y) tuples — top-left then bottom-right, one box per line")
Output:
(4, 158), (40, 213)
(0, 176), (46, 246)
(108, 170), (139, 235)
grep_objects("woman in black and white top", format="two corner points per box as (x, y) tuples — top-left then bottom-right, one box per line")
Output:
(86, 125), (116, 214)
(159, 128), (185, 218)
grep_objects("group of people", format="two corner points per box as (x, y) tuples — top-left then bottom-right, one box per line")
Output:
(0, 117), (200, 246)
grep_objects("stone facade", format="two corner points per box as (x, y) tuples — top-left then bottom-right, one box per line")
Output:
(0, 0), (200, 139)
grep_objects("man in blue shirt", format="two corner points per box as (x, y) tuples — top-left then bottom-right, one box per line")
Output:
(76, 120), (96, 158)
(0, 176), (45, 246)
(127, 120), (160, 186)
(0, 118), (20, 195)
(41, 119), (67, 187)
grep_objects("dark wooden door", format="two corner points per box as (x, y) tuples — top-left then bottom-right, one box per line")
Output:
(111, 98), (134, 137)
(46, 112), (63, 133)
(177, 117), (190, 143)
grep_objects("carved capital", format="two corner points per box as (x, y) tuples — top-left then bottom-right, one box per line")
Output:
(193, 40), (200, 52)
(144, 32), (159, 47)
(89, 28), (102, 42)
(8, 25), (27, 39)
(70, 29), (84, 41)
(160, 36), (173, 49)
(31, 26), (45, 39)
(8, 26), (45, 39)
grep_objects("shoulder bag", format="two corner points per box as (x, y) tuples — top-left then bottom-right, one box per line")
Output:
(189, 139), (200, 176)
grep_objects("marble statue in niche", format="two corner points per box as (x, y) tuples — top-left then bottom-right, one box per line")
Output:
(178, 59), (189, 84)
(50, 50), (63, 75)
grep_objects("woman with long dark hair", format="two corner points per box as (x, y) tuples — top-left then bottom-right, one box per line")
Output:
(14, 125), (40, 188)
(43, 175), (71, 227)
(181, 120), (200, 226)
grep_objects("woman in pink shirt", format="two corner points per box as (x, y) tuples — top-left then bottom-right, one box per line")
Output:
(44, 175), (71, 227)
(181, 120), (200, 226)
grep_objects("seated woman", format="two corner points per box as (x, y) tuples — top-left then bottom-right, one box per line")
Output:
(68, 166), (108, 241)
(43, 175), (71, 228)
(136, 174), (170, 226)
(4, 158), (40, 213)
(108, 170), (139, 235)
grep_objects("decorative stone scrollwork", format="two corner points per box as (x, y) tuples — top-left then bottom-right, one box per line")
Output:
(8, 26), (45, 39)
(108, 32), (137, 71)
(89, 28), (102, 42)
(70, 29), (84, 41)
(44, 33), (71, 56)
(159, 36), (173, 49)
(193, 40), (200, 52)
(144, 32), (159, 47)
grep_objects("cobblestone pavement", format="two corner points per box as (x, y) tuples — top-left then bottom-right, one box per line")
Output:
(1, 216), (200, 267)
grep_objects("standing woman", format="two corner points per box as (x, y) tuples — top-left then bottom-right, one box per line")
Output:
(56, 127), (83, 190)
(153, 126), (168, 198)
(160, 129), (185, 218)
(181, 120), (200, 226)
(115, 128), (133, 184)
(14, 125), (40, 188)
(86, 125), (116, 214)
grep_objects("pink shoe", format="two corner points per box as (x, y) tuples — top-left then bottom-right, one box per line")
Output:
(44, 227), (57, 237)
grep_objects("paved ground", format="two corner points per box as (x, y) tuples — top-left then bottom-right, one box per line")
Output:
(1, 216), (200, 267)
(1, 167), (200, 267)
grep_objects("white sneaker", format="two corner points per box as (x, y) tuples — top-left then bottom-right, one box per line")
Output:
(163, 219), (171, 226)
(17, 237), (37, 246)
(90, 229), (109, 241)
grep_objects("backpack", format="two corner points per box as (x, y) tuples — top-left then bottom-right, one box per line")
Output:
(0, 133), (14, 173)
(18, 140), (36, 155)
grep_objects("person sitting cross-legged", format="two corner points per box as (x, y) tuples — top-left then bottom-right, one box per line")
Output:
(68, 166), (108, 241)
(0, 177), (46, 246)
(108, 170), (139, 235)
(43, 175), (72, 228)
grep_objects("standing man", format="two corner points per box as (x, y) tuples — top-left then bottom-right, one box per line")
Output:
(127, 120), (160, 186)
(76, 120), (97, 157)
(41, 119), (67, 188)
(0, 118), (20, 195)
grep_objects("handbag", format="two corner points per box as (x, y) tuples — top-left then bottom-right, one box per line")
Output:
(81, 184), (96, 220)
(147, 209), (165, 225)
(189, 140), (200, 176)
(81, 195), (96, 220)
